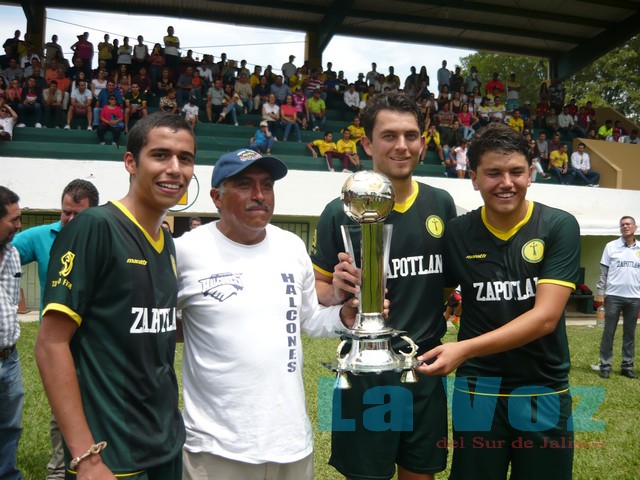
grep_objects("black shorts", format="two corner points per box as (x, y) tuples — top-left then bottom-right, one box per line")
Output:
(329, 371), (448, 480)
(449, 387), (573, 480)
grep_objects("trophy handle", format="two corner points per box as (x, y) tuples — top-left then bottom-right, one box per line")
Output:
(399, 335), (419, 384)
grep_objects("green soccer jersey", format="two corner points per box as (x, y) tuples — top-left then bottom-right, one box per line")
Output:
(445, 201), (580, 392)
(311, 180), (457, 349)
(43, 201), (184, 473)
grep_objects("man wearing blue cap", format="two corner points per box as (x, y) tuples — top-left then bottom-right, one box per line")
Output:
(176, 149), (358, 480)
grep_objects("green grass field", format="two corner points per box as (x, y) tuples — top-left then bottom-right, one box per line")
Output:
(14, 322), (640, 479)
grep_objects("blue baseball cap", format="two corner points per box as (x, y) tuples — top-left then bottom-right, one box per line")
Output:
(211, 148), (288, 188)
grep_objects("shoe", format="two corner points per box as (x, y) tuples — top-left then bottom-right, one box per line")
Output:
(64, 125), (70, 130)
(621, 370), (637, 379)
(313, 126), (319, 132)
(541, 174), (551, 180)
(17, 123), (25, 128)
(342, 169), (350, 173)
(234, 122), (238, 126)
(593, 184), (599, 188)
(35, 122), (42, 128)
(599, 370), (610, 379)
(99, 141), (105, 145)
(87, 126), (92, 131)
(329, 168), (334, 172)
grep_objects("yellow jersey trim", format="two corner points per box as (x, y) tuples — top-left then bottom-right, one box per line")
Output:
(454, 387), (569, 397)
(112, 201), (164, 254)
(393, 180), (419, 213)
(43, 303), (83, 326)
(313, 264), (333, 278)
(67, 469), (145, 477)
(481, 200), (534, 241)
(538, 278), (576, 291)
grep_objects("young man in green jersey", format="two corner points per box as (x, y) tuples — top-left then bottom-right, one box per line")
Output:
(35, 113), (196, 480)
(418, 123), (580, 480)
(312, 93), (456, 480)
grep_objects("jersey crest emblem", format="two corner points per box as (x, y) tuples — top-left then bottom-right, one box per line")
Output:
(425, 215), (444, 238)
(59, 251), (75, 277)
(522, 239), (545, 263)
(199, 272), (244, 302)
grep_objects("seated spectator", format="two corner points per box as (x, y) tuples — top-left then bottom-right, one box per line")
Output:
(156, 67), (173, 97)
(124, 83), (148, 133)
(457, 103), (478, 139)
(96, 94), (124, 145)
(534, 98), (550, 129)
(548, 132), (562, 155)
(92, 80), (123, 128)
(606, 127), (623, 143)
(159, 88), (178, 114)
(42, 80), (63, 128)
(440, 119), (463, 161)
(181, 95), (199, 130)
(421, 124), (444, 163)
(234, 74), (253, 113)
(489, 95), (506, 123)
(584, 101), (597, 127)
(564, 98), (578, 118)
(307, 131), (343, 172)
(544, 107), (559, 133)
(336, 129), (360, 171)
(571, 142), (600, 186)
(91, 69), (109, 100)
(527, 138), (550, 181)
(44, 58), (60, 83)
(252, 75), (270, 113)
(65, 79), (93, 130)
(435, 101), (455, 134)
(613, 120), (627, 136)
(436, 85), (450, 110)
(114, 63), (132, 95)
(218, 83), (242, 126)
(597, 119), (613, 139)
(249, 121), (275, 154)
(548, 143), (575, 185)
(558, 106), (586, 136)
(3, 57), (23, 83)
(586, 128), (597, 140)
(176, 66), (196, 107)
(343, 83), (359, 115)
(261, 92), (279, 132)
(621, 129), (640, 144)
(507, 109), (524, 133)
(354, 73), (367, 95)
(306, 89), (326, 132)
(576, 106), (593, 133)
(347, 116), (365, 144)
(250, 65), (263, 89)
(0, 103), (18, 140)
(449, 91), (463, 114)
(292, 87), (308, 130)
(476, 96), (492, 126)
(16, 76), (43, 127)
(206, 78), (224, 123)
(5, 78), (21, 110)
(536, 132), (549, 170)
(270, 75), (292, 105)
(280, 94), (301, 142)
(324, 72), (341, 101)
(485, 72), (505, 96)
(133, 66), (153, 96)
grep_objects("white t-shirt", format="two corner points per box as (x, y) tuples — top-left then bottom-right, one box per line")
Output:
(599, 237), (640, 298)
(454, 146), (468, 170)
(176, 223), (344, 464)
(181, 103), (198, 120)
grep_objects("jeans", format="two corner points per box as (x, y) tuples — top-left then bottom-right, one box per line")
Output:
(17, 102), (42, 124)
(599, 295), (640, 372)
(309, 113), (326, 130)
(282, 121), (301, 142)
(0, 347), (24, 480)
(222, 103), (242, 125)
(549, 166), (575, 185)
(249, 136), (274, 153)
(573, 169), (600, 186)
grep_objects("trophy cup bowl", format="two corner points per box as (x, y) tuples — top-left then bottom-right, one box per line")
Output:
(324, 171), (421, 388)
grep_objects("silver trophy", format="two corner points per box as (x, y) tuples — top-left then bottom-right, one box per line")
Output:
(325, 171), (420, 389)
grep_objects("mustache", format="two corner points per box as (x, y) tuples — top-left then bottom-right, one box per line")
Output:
(245, 201), (270, 212)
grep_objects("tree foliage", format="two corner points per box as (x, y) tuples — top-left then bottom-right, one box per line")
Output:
(565, 34), (640, 122)
(458, 53), (547, 105)
(458, 34), (640, 122)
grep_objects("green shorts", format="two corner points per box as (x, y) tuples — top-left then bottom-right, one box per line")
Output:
(449, 388), (573, 480)
(329, 371), (448, 480)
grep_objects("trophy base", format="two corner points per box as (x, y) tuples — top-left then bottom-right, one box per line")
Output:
(323, 333), (422, 389)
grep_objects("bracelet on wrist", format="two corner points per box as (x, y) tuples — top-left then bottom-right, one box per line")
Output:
(69, 441), (108, 470)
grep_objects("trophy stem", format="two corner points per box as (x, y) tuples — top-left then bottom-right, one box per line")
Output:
(360, 223), (386, 314)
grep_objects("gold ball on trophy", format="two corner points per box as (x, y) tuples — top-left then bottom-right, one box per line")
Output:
(341, 171), (395, 223)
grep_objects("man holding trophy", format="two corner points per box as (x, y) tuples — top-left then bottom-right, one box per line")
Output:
(312, 93), (457, 480)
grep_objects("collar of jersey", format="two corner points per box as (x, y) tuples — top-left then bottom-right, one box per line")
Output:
(393, 180), (419, 213)
(111, 200), (165, 253)
(481, 200), (534, 241)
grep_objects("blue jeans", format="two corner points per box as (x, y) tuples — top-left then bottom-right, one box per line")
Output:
(282, 121), (301, 141)
(0, 347), (24, 480)
(309, 114), (326, 130)
(599, 295), (640, 372)
(249, 136), (274, 153)
(573, 169), (600, 186)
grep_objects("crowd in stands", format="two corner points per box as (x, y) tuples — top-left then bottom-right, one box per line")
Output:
(1, 27), (638, 178)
